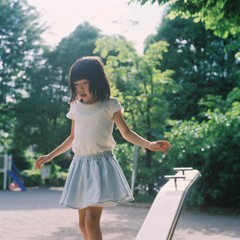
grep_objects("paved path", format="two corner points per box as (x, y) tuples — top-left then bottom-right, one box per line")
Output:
(0, 188), (239, 240)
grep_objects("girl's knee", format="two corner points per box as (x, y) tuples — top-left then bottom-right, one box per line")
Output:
(85, 216), (99, 231)
(85, 209), (102, 230)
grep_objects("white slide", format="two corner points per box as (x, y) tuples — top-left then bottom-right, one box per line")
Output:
(136, 167), (201, 240)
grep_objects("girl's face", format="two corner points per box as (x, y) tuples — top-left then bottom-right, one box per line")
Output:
(74, 79), (96, 104)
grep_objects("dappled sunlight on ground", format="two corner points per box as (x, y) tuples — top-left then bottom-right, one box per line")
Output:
(0, 188), (239, 240)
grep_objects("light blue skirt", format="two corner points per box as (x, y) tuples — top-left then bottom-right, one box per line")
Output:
(60, 150), (134, 209)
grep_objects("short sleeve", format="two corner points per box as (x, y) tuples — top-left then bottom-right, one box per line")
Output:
(66, 103), (76, 120)
(109, 98), (124, 117)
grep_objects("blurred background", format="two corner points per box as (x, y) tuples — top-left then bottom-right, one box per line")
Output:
(0, 0), (240, 210)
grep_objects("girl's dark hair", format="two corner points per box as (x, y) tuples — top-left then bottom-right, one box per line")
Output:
(69, 56), (111, 102)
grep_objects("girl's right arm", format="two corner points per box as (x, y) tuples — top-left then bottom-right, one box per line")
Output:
(113, 110), (172, 154)
(35, 120), (75, 169)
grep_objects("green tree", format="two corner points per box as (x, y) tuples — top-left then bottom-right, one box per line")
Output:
(130, 0), (240, 207)
(95, 36), (176, 195)
(0, 0), (45, 150)
(145, 17), (240, 120)
(130, 0), (240, 38)
(13, 22), (101, 157)
(162, 88), (240, 207)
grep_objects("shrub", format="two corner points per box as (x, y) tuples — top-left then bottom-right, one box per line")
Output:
(163, 101), (240, 208)
(21, 169), (42, 187)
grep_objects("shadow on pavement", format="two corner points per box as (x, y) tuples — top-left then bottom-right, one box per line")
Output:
(0, 188), (63, 210)
(1, 188), (240, 240)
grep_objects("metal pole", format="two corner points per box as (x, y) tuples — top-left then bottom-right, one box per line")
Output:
(3, 154), (8, 190)
(131, 145), (139, 192)
(8, 155), (12, 188)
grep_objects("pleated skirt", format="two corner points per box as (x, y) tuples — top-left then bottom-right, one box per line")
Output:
(60, 150), (134, 209)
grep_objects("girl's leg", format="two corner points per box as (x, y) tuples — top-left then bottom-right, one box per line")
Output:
(78, 208), (88, 240)
(78, 207), (103, 240)
(85, 207), (103, 240)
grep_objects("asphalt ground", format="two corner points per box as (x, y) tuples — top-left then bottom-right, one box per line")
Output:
(0, 188), (239, 240)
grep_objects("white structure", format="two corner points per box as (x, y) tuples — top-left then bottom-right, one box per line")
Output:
(0, 154), (12, 190)
(136, 167), (201, 240)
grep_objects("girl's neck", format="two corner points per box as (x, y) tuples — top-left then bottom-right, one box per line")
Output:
(80, 98), (99, 105)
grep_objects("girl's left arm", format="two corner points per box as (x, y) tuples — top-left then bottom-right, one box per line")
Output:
(113, 110), (172, 154)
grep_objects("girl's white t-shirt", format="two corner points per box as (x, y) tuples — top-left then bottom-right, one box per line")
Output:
(66, 97), (123, 155)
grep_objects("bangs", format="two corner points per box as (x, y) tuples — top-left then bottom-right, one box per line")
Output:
(70, 61), (92, 82)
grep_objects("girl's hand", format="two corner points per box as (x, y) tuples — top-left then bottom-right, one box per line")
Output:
(148, 140), (172, 154)
(35, 154), (53, 169)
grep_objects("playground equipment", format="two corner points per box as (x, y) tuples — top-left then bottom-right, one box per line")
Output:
(0, 154), (26, 191)
(136, 167), (201, 240)
(0, 154), (11, 190)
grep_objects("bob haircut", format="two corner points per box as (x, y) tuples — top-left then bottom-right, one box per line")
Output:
(69, 56), (111, 102)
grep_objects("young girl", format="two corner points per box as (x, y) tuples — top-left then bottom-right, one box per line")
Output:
(35, 56), (172, 240)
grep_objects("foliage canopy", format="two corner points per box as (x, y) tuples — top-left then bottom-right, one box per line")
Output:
(1, 0), (239, 208)
(130, 0), (240, 38)
(0, 0), (45, 149)
(145, 16), (240, 120)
